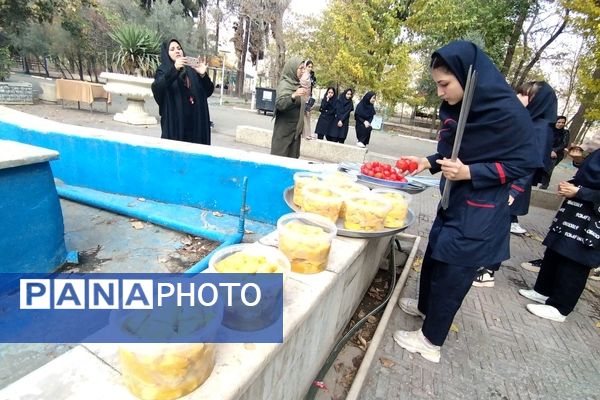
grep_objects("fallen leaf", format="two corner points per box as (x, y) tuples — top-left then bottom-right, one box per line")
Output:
(352, 355), (363, 368)
(244, 229), (254, 234)
(243, 343), (256, 350)
(131, 221), (144, 230)
(595, 321), (600, 329)
(379, 357), (395, 368)
(357, 310), (366, 319)
(412, 256), (423, 272)
(158, 257), (168, 263)
(333, 362), (343, 373)
(212, 211), (223, 217)
(358, 335), (368, 351)
(181, 236), (192, 245)
(367, 315), (378, 324)
(450, 323), (459, 333)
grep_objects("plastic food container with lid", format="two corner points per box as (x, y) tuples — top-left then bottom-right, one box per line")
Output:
(300, 182), (344, 222)
(277, 212), (337, 274)
(292, 171), (322, 207)
(371, 188), (412, 228)
(342, 193), (393, 231)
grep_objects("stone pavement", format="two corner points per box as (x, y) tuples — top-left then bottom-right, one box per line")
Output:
(360, 189), (600, 400)
(3, 96), (599, 399)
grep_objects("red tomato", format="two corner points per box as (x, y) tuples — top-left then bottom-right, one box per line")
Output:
(408, 161), (418, 173)
(382, 163), (392, 171)
(383, 170), (391, 177)
(364, 168), (374, 176)
(374, 172), (383, 179)
(398, 175), (407, 182)
(390, 173), (398, 181)
(395, 159), (408, 171)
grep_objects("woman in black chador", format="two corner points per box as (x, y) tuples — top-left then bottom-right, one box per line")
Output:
(327, 88), (353, 143)
(152, 39), (214, 145)
(354, 91), (377, 147)
(314, 87), (336, 140)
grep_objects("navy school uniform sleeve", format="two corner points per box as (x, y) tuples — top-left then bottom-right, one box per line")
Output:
(509, 174), (529, 199)
(469, 161), (534, 190)
(426, 153), (443, 174)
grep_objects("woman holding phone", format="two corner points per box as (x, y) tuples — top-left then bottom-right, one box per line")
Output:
(152, 38), (214, 145)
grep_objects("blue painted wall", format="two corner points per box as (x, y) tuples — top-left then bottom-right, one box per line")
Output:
(0, 162), (67, 272)
(0, 122), (302, 224)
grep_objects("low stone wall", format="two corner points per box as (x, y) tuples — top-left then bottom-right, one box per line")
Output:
(235, 125), (367, 163)
(0, 82), (34, 105)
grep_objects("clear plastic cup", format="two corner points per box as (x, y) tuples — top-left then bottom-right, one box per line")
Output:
(329, 181), (371, 217)
(372, 189), (412, 228)
(321, 171), (357, 185)
(300, 182), (344, 222)
(342, 193), (393, 231)
(292, 172), (322, 207)
(277, 212), (337, 274)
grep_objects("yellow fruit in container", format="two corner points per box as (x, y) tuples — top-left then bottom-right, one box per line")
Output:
(321, 171), (357, 185)
(277, 212), (337, 274)
(207, 243), (290, 331)
(300, 182), (344, 222)
(293, 172), (322, 207)
(330, 181), (370, 217)
(372, 189), (412, 228)
(119, 343), (216, 400)
(343, 194), (393, 231)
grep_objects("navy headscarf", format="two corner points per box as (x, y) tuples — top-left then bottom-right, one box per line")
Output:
(526, 82), (558, 172)
(355, 91), (376, 121)
(432, 41), (540, 168)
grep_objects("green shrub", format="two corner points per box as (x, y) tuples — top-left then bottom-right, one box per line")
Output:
(0, 47), (11, 81)
(110, 25), (161, 76)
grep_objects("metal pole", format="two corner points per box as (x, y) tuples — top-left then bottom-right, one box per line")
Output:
(220, 53), (225, 106)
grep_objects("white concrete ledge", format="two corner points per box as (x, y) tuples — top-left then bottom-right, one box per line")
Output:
(1, 235), (392, 400)
(235, 125), (367, 163)
(0, 139), (59, 169)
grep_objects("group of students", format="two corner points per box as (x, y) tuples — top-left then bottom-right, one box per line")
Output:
(270, 58), (379, 158)
(392, 40), (599, 364)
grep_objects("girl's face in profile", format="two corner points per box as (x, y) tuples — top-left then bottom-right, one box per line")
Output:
(516, 93), (529, 107)
(345, 90), (353, 100)
(305, 62), (313, 72)
(327, 89), (334, 98)
(431, 67), (464, 106)
(168, 41), (183, 62)
(370, 95), (376, 104)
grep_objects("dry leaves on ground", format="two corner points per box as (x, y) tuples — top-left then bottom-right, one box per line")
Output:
(131, 221), (144, 230)
(379, 357), (396, 368)
(412, 256), (423, 272)
(450, 323), (459, 333)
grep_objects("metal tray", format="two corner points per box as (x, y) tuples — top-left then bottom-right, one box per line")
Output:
(338, 162), (428, 194)
(283, 187), (415, 238)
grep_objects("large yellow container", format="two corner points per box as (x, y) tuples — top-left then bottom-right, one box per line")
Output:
(277, 212), (337, 274)
(292, 172), (322, 207)
(300, 182), (344, 222)
(343, 194), (393, 231)
(372, 189), (412, 228)
(119, 343), (216, 400)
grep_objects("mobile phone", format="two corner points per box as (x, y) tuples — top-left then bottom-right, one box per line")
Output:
(183, 57), (199, 68)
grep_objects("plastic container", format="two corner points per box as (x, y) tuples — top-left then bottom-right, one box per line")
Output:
(372, 188), (412, 228)
(206, 243), (289, 331)
(119, 342), (216, 400)
(342, 193), (393, 231)
(329, 181), (371, 217)
(321, 171), (357, 185)
(300, 182), (344, 222)
(277, 212), (337, 274)
(292, 172), (322, 207)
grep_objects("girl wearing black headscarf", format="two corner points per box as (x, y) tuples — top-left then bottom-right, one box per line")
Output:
(509, 81), (557, 234)
(354, 91), (376, 147)
(519, 132), (600, 322)
(314, 87), (336, 140)
(151, 39), (214, 145)
(327, 88), (354, 143)
(393, 41), (540, 363)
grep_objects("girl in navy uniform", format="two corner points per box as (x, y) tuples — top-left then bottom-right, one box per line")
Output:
(393, 41), (541, 363)
(354, 91), (377, 148)
(314, 87), (336, 140)
(327, 89), (354, 143)
(519, 132), (600, 322)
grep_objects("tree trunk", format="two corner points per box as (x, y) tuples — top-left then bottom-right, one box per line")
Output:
(501, 4), (529, 76)
(515, 10), (569, 88)
(236, 16), (250, 97)
(569, 65), (600, 142)
(270, 12), (286, 83)
(214, 0), (220, 54)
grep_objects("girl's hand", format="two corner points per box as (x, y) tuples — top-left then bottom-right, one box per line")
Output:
(174, 57), (185, 70)
(436, 157), (471, 181)
(194, 57), (208, 76)
(337, 121), (343, 127)
(557, 181), (579, 198)
(364, 121), (370, 128)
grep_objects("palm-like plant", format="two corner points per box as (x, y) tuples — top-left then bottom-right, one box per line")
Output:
(110, 25), (161, 77)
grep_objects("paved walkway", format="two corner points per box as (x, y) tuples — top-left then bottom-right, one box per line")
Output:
(3, 94), (599, 399)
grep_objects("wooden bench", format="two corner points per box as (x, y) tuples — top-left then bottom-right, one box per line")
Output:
(55, 79), (111, 112)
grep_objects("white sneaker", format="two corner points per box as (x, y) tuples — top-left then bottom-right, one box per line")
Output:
(589, 266), (600, 281)
(526, 304), (566, 322)
(356, 142), (366, 148)
(521, 258), (542, 272)
(393, 329), (440, 363)
(398, 298), (425, 319)
(510, 222), (527, 234)
(472, 268), (495, 287)
(518, 289), (548, 304)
